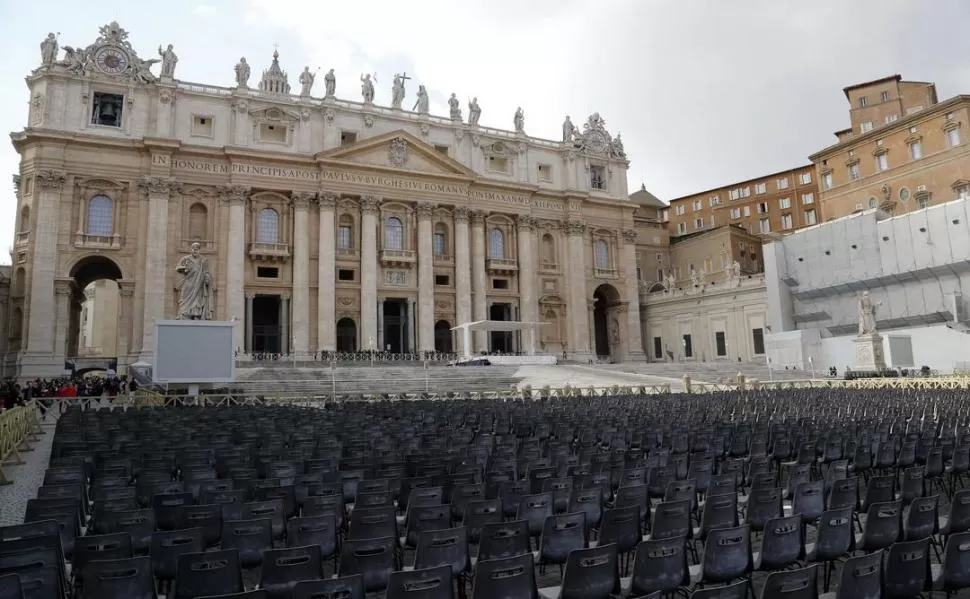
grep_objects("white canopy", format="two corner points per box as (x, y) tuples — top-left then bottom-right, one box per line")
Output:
(451, 320), (547, 357)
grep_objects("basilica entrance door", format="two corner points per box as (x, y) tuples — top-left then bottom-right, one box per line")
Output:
(252, 295), (282, 354)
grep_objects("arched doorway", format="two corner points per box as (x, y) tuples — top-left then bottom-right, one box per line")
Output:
(336, 317), (357, 352)
(592, 284), (621, 358)
(68, 255), (123, 360)
(434, 320), (453, 354)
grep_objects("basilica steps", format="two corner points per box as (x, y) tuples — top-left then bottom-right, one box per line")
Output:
(234, 364), (524, 396)
(593, 360), (818, 384)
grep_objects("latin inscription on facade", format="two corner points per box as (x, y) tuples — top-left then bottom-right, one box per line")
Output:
(321, 170), (468, 195)
(156, 156), (320, 181)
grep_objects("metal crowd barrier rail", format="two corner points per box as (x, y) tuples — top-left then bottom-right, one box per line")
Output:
(685, 376), (970, 393)
(0, 400), (44, 485)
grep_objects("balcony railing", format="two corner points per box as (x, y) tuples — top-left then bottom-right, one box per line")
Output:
(74, 233), (122, 249)
(336, 247), (358, 257)
(380, 249), (416, 267)
(14, 231), (29, 247)
(594, 267), (620, 279)
(487, 258), (518, 273)
(180, 239), (217, 253)
(249, 242), (290, 261)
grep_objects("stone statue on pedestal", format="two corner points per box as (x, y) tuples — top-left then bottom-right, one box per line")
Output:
(176, 242), (213, 320)
(299, 66), (315, 97)
(360, 73), (375, 103)
(448, 93), (461, 121)
(468, 97), (481, 125)
(158, 44), (178, 78)
(562, 115), (576, 143)
(732, 260), (741, 280)
(857, 291), (879, 336)
(391, 73), (406, 109)
(40, 33), (58, 67)
(234, 57), (251, 87)
(413, 85), (429, 114)
(513, 107), (525, 133)
(324, 68), (336, 97)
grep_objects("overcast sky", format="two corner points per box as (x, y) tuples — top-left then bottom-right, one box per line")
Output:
(2, 0), (969, 264)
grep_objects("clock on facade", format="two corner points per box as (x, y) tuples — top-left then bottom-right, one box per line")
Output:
(94, 46), (130, 75)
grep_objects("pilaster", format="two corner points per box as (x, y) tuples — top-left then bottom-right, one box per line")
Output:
(453, 207), (472, 355)
(53, 278), (74, 359)
(220, 185), (250, 352)
(117, 280), (136, 366)
(360, 195), (380, 351)
(517, 215), (538, 328)
(470, 209), (488, 353)
(621, 229), (645, 360)
(416, 203), (435, 352)
(317, 193), (337, 351)
(280, 292), (290, 354)
(137, 176), (178, 360)
(24, 169), (65, 361)
(290, 191), (314, 354)
(566, 220), (591, 359)
(245, 292), (255, 352)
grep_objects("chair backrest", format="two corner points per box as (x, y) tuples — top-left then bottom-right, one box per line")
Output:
(689, 579), (748, 598)
(745, 487), (783, 530)
(349, 506), (398, 541)
(479, 520), (530, 562)
(598, 505), (642, 554)
(650, 500), (691, 541)
(82, 555), (155, 599)
(826, 477), (858, 511)
(0, 574), (22, 599)
(413, 526), (470, 577)
(813, 508), (855, 560)
(150, 527), (205, 581)
(516, 493), (554, 536)
(291, 574), (365, 599)
(286, 515), (338, 559)
(860, 501), (901, 551)
(904, 495), (939, 540)
(259, 545), (323, 595)
(882, 537), (931, 599)
(559, 544), (619, 599)
(539, 512), (587, 565)
(792, 480), (825, 522)
(939, 531), (970, 592)
(338, 536), (397, 594)
(221, 518), (273, 569)
(759, 514), (805, 570)
(699, 492), (738, 539)
(947, 489), (970, 534)
(630, 537), (690, 596)
(72, 532), (133, 577)
(834, 551), (882, 599)
(700, 525), (752, 584)
(761, 564), (819, 599)
(386, 565), (454, 599)
(471, 553), (538, 599)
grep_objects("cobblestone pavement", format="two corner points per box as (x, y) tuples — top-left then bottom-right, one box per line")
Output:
(0, 412), (57, 526)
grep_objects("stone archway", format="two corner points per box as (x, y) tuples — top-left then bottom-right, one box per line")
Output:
(67, 255), (124, 361)
(434, 320), (453, 354)
(336, 317), (357, 352)
(592, 284), (621, 359)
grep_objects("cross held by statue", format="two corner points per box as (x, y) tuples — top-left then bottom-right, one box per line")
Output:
(399, 72), (411, 82)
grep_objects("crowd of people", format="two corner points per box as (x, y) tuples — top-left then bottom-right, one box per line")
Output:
(0, 374), (136, 412)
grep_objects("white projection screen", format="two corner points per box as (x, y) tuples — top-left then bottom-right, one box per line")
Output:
(154, 320), (236, 384)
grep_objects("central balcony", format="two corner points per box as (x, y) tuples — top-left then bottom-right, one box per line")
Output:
(487, 258), (518, 274)
(249, 242), (290, 262)
(380, 249), (416, 268)
(74, 233), (122, 249)
(594, 267), (620, 279)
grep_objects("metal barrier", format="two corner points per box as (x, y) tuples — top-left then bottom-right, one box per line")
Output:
(685, 375), (970, 393)
(0, 400), (44, 485)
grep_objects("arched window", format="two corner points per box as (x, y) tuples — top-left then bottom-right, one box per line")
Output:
(188, 203), (208, 240)
(13, 268), (25, 296)
(433, 222), (448, 257)
(86, 195), (113, 235)
(19, 206), (30, 232)
(595, 239), (610, 269)
(490, 228), (505, 259)
(257, 208), (280, 243)
(541, 233), (556, 266)
(385, 216), (404, 250)
(337, 214), (354, 250)
(867, 197), (877, 209)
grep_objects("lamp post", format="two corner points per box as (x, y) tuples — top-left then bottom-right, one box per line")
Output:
(808, 356), (815, 380)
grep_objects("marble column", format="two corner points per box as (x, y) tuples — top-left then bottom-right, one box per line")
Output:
(290, 191), (313, 355)
(470, 210), (488, 352)
(24, 170), (65, 363)
(53, 280), (73, 357)
(416, 204), (435, 353)
(408, 298), (417, 354)
(517, 216), (538, 327)
(221, 185), (250, 352)
(317, 193), (337, 351)
(280, 293), (290, 354)
(138, 176), (177, 358)
(566, 221), (592, 359)
(116, 281), (136, 365)
(360, 196), (380, 351)
(621, 230), (645, 360)
(453, 208), (472, 354)
(245, 293), (255, 352)
(377, 298), (384, 351)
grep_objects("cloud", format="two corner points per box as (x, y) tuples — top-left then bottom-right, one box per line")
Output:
(191, 3), (216, 14)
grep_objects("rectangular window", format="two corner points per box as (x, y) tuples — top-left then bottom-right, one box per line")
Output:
(742, 186), (751, 198)
(675, 204), (685, 216)
(337, 225), (352, 250)
(876, 153), (889, 171)
(781, 214), (793, 230)
(677, 222), (687, 234)
(778, 197), (791, 209)
(489, 155), (510, 173)
(589, 165), (605, 189)
(743, 206), (751, 217)
(256, 266), (279, 279)
(432, 232), (446, 256)
(948, 127), (962, 147)
(433, 144), (449, 155)
(656, 268), (663, 282)
(537, 163), (552, 182)
(191, 115), (214, 137)
(906, 105), (924, 115)
(858, 96), (868, 107)
(861, 121), (873, 133)
(799, 172), (812, 184)
(885, 114), (898, 124)
(804, 209), (817, 225)
(337, 269), (355, 281)
(880, 91), (889, 102)
(653, 337), (663, 360)
(755, 182), (766, 194)
(340, 131), (357, 146)
(729, 188), (741, 200)
(694, 217), (704, 230)
(708, 196), (721, 207)
(715, 332), (727, 357)
(956, 186), (970, 201)
(759, 218), (770, 233)
(693, 199), (702, 211)
(752, 328), (765, 355)
(259, 122), (287, 143)
(849, 164), (861, 181)
(91, 92), (124, 127)
(682, 334), (693, 358)
(822, 172), (833, 190)
(801, 193), (814, 204)
(758, 202), (769, 214)
(776, 178), (789, 190)
(636, 267), (642, 280)
(492, 278), (509, 290)
(909, 141), (923, 160)
(730, 207), (741, 219)
(435, 274), (450, 286)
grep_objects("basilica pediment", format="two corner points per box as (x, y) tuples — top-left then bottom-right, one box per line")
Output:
(249, 106), (300, 122)
(317, 130), (477, 178)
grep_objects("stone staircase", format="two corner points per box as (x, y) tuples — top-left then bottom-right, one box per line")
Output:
(595, 361), (817, 384)
(234, 364), (524, 396)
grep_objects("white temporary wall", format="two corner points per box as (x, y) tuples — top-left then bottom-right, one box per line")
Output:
(154, 320), (236, 384)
